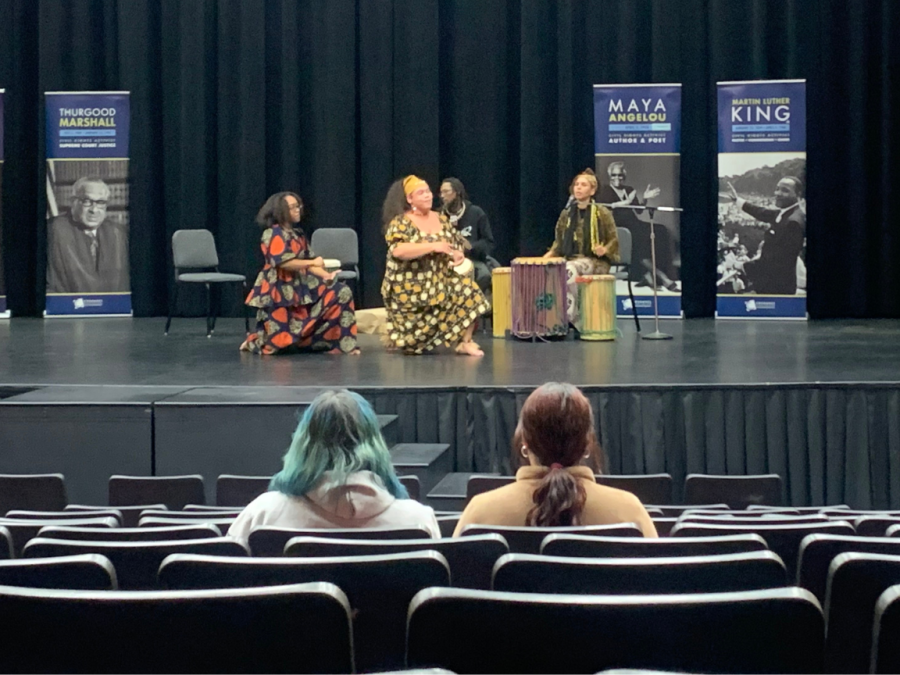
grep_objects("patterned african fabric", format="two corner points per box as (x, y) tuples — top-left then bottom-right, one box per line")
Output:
(381, 213), (490, 355)
(551, 202), (620, 264)
(242, 224), (357, 355)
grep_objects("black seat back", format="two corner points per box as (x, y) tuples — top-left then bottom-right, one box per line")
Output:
(0, 582), (352, 673)
(285, 533), (509, 589)
(797, 533), (900, 603)
(139, 515), (235, 531)
(0, 516), (118, 557)
(5, 509), (123, 525)
(873, 584), (900, 674)
(0, 554), (116, 590)
(22, 537), (248, 590)
(160, 551), (449, 672)
(248, 526), (433, 557)
(824, 552), (900, 674)
(460, 523), (642, 554)
(406, 587), (823, 674)
(109, 475), (205, 509)
(65, 503), (167, 527)
(399, 475), (421, 501)
(541, 533), (768, 558)
(854, 516), (900, 537)
(596, 474), (674, 505)
(0, 527), (11, 560)
(683, 474), (783, 509)
(0, 474), (67, 514)
(38, 524), (222, 541)
(215, 475), (270, 507)
(492, 551), (788, 594)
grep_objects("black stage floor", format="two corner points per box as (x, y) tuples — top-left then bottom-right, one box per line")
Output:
(2, 316), (900, 388)
(2, 317), (900, 509)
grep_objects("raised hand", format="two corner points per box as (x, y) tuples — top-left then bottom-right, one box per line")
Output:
(450, 249), (465, 265)
(643, 184), (661, 201)
(726, 181), (739, 202)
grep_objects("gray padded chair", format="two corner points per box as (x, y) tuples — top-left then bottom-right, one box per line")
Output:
(310, 228), (360, 283)
(165, 229), (248, 337)
(614, 226), (640, 332)
(0, 474), (67, 514)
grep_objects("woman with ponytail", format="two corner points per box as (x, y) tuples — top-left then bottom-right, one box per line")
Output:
(453, 382), (657, 536)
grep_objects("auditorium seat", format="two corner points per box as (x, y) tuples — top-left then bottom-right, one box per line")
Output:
(854, 516), (900, 537)
(38, 523), (222, 541)
(889, 524), (900, 537)
(248, 525), (434, 557)
(540, 533), (769, 558)
(6, 509), (124, 526)
(0, 516), (118, 557)
(66, 503), (167, 527)
(821, 508), (900, 519)
(459, 523), (642, 554)
(183, 505), (244, 513)
(823, 552), (900, 673)
(215, 474), (270, 506)
(0, 527), (12, 560)
(644, 504), (729, 517)
(139, 515), (235, 531)
(160, 551), (449, 672)
(796, 533), (900, 603)
(466, 474), (674, 506)
(650, 517), (677, 536)
(678, 514), (828, 526)
(0, 554), (116, 590)
(491, 551), (788, 594)
(399, 475), (421, 501)
(0, 582), (352, 673)
(872, 585), (900, 674)
(671, 520), (855, 577)
(406, 587), (823, 673)
(0, 474), (67, 514)
(436, 515), (459, 538)
(749, 504), (849, 513)
(139, 508), (237, 521)
(284, 533), (509, 589)
(108, 474), (205, 510)
(22, 537), (248, 590)
(683, 474), (783, 509)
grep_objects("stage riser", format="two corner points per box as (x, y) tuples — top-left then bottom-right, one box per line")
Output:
(1, 385), (899, 509)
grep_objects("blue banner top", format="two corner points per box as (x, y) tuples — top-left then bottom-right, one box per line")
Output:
(594, 84), (681, 154)
(717, 80), (806, 153)
(46, 92), (130, 159)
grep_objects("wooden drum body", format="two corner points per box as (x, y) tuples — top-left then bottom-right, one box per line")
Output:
(575, 274), (616, 341)
(510, 257), (567, 339)
(491, 267), (511, 338)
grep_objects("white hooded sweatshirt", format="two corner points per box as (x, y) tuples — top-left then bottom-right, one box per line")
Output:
(227, 470), (440, 544)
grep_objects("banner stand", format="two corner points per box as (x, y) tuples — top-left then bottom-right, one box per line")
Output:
(0, 88), (7, 318)
(593, 83), (683, 319)
(44, 91), (132, 317)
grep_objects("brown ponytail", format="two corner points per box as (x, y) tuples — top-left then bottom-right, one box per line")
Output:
(514, 383), (602, 527)
(526, 467), (587, 526)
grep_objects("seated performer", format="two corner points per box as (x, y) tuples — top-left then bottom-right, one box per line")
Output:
(381, 175), (490, 356)
(545, 168), (619, 325)
(241, 192), (359, 355)
(439, 177), (497, 293)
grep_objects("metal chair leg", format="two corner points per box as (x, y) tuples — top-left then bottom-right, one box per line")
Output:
(165, 284), (180, 335)
(627, 277), (641, 333)
(206, 283), (213, 338)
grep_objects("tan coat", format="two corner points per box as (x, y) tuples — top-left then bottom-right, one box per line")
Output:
(453, 465), (658, 538)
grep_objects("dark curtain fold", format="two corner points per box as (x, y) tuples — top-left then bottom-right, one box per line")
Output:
(0, 0), (897, 317)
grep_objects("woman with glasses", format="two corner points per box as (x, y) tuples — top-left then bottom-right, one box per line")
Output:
(381, 175), (490, 356)
(545, 168), (619, 325)
(240, 192), (359, 355)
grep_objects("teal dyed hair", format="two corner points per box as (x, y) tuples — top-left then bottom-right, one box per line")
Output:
(269, 390), (409, 499)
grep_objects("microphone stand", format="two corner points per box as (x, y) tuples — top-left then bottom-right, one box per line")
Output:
(600, 202), (684, 341)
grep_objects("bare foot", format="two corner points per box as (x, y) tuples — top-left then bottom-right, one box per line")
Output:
(455, 341), (484, 357)
(328, 347), (361, 355)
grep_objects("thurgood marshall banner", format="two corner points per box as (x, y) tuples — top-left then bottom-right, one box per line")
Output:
(45, 91), (131, 316)
(0, 89), (6, 317)
(593, 83), (682, 318)
(716, 80), (807, 319)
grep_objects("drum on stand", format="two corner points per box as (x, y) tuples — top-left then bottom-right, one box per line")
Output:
(575, 274), (616, 341)
(452, 257), (474, 279)
(491, 267), (511, 338)
(510, 257), (567, 339)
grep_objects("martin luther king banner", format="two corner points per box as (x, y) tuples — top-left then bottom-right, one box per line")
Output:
(593, 83), (682, 319)
(44, 91), (131, 316)
(716, 80), (807, 319)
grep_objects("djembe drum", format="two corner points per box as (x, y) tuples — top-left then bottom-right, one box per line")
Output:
(491, 267), (511, 338)
(510, 257), (567, 339)
(575, 274), (617, 341)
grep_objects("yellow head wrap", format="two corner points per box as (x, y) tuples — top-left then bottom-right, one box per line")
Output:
(403, 175), (428, 196)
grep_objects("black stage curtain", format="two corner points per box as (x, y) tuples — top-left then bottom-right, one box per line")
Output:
(0, 0), (898, 318)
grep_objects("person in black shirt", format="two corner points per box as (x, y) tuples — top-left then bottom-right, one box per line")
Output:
(439, 177), (497, 293)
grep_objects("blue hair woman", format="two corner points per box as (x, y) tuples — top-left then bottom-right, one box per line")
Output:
(228, 390), (440, 542)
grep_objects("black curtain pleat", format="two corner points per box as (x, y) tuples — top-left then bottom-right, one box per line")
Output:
(0, 0), (898, 318)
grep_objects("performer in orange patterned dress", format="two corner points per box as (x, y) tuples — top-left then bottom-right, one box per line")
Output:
(240, 192), (358, 355)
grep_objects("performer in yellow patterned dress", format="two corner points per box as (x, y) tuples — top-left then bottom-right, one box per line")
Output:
(381, 175), (490, 356)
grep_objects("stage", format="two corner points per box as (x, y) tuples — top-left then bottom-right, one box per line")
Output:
(1, 317), (900, 509)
